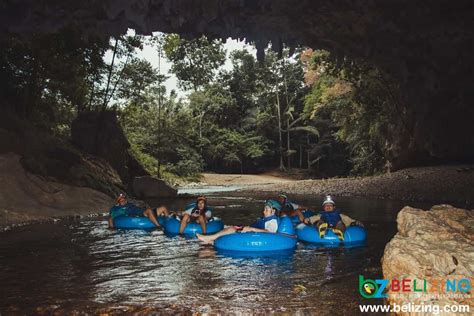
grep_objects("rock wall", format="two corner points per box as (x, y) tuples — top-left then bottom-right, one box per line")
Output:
(0, 111), (125, 197)
(382, 205), (474, 314)
(71, 111), (148, 188)
(0, 153), (114, 227)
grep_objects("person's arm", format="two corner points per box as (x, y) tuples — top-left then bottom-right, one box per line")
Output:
(304, 214), (321, 225)
(291, 202), (305, 212)
(242, 218), (278, 233)
(340, 213), (364, 226)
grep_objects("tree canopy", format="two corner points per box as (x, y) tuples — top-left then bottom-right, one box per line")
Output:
(1, 30), (407, 182)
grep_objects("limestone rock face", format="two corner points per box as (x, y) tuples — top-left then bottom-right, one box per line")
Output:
(0, 112), (126, 198)
(0, 153), (114, 227)
(132, 176), (178, 198)
(71, 111), (148, 187)
(382, 205), (474, 314)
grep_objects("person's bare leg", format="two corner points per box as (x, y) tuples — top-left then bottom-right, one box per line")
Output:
(333, 220), (346, 241)
(108, 217), (114, 229)
(179, 214), (190, 234)
(155, 206), (169, 217)
(197, 215), (207, 234)
(196, 227), (237, 245)
(335, 221), (346, 233)
(144, 208), (161, 228)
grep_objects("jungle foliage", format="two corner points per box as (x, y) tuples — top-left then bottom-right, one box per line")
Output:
(0, 29), (401, 180)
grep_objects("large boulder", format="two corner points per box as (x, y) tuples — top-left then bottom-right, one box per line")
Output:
(382, 205), (474, 314)
(0, 153), (114, 227)
(21, 145), (125, 198)
(71, 111), (148, 187)
(0, 112), (125, 197)
(132, 176), (177, 198)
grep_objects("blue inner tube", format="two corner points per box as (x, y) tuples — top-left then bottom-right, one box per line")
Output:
(214, 232), (297, 252)
(113, 215), (168, 230)
(214, 217), (297, 252)
(164, 217), (224, 236)
(296, 224), (367, 246)
(288, 210), (315, 224)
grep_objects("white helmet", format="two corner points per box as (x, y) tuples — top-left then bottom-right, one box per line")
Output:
(322, 195), (335, 206)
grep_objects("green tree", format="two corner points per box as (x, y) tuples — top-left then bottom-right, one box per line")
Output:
(163, 34), (226, 91)
(304, 49), (401, 175)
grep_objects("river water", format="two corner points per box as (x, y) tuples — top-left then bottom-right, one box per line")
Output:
(0, 191), (449, 314)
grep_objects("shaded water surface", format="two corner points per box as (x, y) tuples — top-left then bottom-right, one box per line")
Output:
(0, 193), (440, 314)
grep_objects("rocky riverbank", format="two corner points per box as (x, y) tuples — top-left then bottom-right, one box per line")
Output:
(0, 153), (114, 228)
(382, 205), (473, 314)
(184, 172), (296, 187)
(0, 110), (171, 229)
(237, 165), (474, 205)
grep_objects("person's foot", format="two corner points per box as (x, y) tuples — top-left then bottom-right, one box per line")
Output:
(196, 233), (214, 245)
(318, 222), (328, 238)
(333, 228), (345, 241)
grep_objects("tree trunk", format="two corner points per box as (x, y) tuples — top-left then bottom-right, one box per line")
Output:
(26, 53), (39, 119)
(106, 53), (131, 107)
(306, 134), (311, 170)
(299, 144), (303, 168)
(276, 93), (285, 170)
(156, 47), (162, 178)
(287, 117), (291, 169)
(102, 37), (119, 111)
(94, 37), (119, 154)
(86, 77), (95, 112)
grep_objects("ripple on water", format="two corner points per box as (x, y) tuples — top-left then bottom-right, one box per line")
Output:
(0, 193), (435, 313)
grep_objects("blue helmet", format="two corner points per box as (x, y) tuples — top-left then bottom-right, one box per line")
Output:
(265, 199), (282, 212)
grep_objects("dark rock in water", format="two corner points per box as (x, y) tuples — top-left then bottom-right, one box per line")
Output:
(71, 111), (148, 186)
(132, 176), (177, 198)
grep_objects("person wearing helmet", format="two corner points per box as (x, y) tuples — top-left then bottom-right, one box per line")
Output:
(179, 195), (212, 234)
(276, 193), (310, 222)
(303, 195), (363, 241)
(196, 200), (281, 245)
(108, 193), (169, 229)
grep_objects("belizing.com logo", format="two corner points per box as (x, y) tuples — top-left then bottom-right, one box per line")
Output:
(359, 275), (471, 299)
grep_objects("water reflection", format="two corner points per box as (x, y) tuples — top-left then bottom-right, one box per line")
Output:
(0, 193), (443, 313)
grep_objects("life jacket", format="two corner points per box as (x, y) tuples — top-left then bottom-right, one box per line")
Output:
(189, 206), (210, 217)
(252, 215), (280, 230)
(319, 209), (342, 227)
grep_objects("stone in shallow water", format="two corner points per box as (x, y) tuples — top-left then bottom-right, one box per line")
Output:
(382, 205), (474, 314)
(132, 175), (177, 198)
